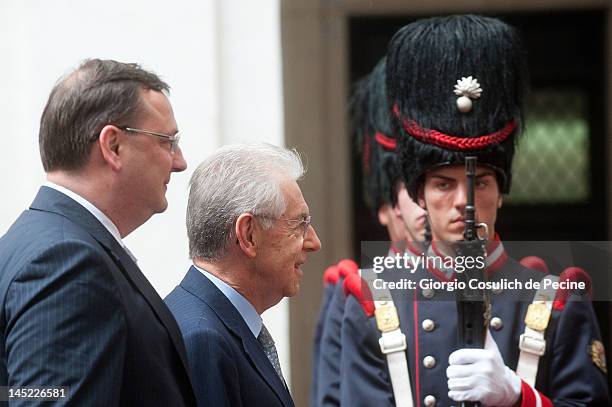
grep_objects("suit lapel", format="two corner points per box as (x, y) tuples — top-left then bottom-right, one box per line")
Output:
(181, 267), (294, 407)
(30, 186), (193, 377)
(241, 329), (293, 405)
(107, 240), (192, 376)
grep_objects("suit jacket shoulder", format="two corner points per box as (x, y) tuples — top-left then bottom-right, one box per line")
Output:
(166, 266), (295, 407)
(0, 187), (195, 406)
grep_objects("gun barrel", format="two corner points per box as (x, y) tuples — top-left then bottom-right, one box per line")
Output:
(456, 157), (486, 407)
(464, 157), (477, 241)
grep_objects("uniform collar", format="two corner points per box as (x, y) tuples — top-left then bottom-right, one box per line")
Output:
(390, 240), (426, 257)
(426, 233), (507, 281)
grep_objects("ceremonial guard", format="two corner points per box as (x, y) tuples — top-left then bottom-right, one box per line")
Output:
(312, 59), (427, 406)
(340, 14), (610, 406)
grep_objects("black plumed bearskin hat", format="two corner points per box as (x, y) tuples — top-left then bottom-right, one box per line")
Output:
(352, 58), (401, 215)
(387, 14), (528, 200)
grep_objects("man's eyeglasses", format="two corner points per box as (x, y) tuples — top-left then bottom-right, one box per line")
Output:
(256, 214), (313, 238)
(115, 125), (181, 154)
(283, 215), (313, 238)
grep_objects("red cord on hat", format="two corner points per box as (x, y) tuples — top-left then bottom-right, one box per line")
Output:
(374, 132), (397, 150)
(393, 104), (516, 151)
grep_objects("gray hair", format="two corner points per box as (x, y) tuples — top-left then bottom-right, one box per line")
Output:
(187, 143), (305, 261)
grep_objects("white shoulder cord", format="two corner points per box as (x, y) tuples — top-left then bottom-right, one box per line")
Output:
(516, 275), (559, 387)
(361, 268), (414, 407)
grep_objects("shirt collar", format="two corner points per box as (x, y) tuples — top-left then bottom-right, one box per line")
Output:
(193, 264), (262, 338)
(44, 181), (138, 263)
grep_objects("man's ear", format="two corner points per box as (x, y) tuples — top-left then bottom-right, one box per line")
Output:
(417, 185), (427, 209)
(378, 204), (391, 226)
(98, 125), (123, 171)
(497, 194), (503, 209)
(235, 213), (257, 258)
(391, 182), (404, 217)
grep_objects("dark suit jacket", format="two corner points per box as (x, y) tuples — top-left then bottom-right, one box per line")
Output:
(0, 187), (196, 406)
(165, 266), (295, 407)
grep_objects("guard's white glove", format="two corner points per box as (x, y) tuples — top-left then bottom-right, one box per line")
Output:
(447, 336), (521, 406)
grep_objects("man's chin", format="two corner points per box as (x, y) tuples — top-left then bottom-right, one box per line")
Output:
(155, 198), (169, 214)
(435, 232), (464, 245)
(283, 285), (300, 298)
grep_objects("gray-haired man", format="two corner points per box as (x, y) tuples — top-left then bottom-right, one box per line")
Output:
(166, 143), (321, 407)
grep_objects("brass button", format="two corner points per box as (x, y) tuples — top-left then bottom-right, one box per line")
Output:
(424, 394), (436, 406)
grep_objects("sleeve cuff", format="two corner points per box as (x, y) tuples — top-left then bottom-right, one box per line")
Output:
(519, 379), (553, 407)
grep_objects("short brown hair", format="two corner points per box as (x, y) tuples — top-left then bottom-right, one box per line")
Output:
(39, 59), (170, 172)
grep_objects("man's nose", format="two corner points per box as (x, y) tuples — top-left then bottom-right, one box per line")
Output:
(304, 225), (322, 252)
(172, 146), (188, 172)
(453, 183), (467, 213)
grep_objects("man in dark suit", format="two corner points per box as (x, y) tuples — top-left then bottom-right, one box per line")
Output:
(0, 59), (196, 405)
(165, 143), (322, 407)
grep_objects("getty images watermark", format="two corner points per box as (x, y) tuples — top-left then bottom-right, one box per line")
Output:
(370, 251), (585, 292)
(360, 241), (604, 301)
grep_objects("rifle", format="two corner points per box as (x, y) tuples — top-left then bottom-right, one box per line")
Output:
(454, 156), (490, 407)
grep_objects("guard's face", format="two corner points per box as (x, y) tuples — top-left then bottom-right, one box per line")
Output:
(377, 203), (407, 244)
(254, 180), (321, 303)
(418, 164), (502, 243)
(121, 90), (187, 218)
(395, 183), (427, 243)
